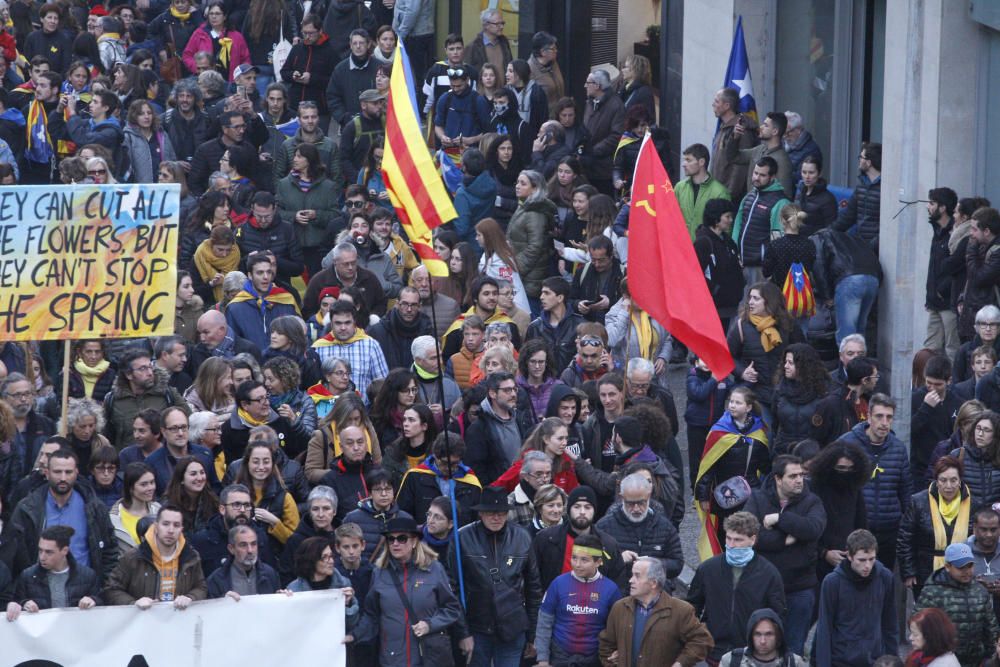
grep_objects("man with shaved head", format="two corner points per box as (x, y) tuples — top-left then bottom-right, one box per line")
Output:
(185, 310), (262, 379)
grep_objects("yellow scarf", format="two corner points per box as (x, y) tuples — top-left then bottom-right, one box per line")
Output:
(98, 32), (121, 42)
(929, 484), (971, 570)
(193, 239), (241, 303)
(630, 308), (658, 359)
(145, 524), (184, 601)
(74, 358), (110, 398)
(217, 36), (233, 71)
(170, 6), (192, 20)
(749, 314), (782, 352)
(238, 407), (269, 427)
(312, 328), (370, 348)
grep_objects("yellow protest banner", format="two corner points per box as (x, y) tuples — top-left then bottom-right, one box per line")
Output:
(0, 184), (180, 340)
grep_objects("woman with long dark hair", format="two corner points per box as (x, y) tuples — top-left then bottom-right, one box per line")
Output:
(505, 58), (547, 141)
(122, 99), (176, 183)
(727, 281), (804, 425)
(241, 0), (294, 95)
(795, 154), (838, 236)
(771, 342), (829, 455)
(546, 155), (588, 224)
(484, 133), (521, 224)
(369, 369), (420, 449)
(276, 142), (340, 277)
(515, 339), (561, 422)
(262, 314), (322, 388)
(220, 142), (259, 211)
(109, 462), (160, 554)
(180, 190), (234, 272)
(164, 456), (219, 533)
(382, 404), (439, 488)
(182, 0), (250, 81)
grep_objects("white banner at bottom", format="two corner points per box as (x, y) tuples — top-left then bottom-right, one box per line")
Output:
(0, 589), (345, 667)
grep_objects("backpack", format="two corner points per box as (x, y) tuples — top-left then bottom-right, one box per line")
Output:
(782, 262), (815, 318)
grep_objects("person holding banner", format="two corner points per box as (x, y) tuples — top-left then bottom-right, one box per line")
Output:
(105, 504), (208, 609)
(5, 525), (101, 621)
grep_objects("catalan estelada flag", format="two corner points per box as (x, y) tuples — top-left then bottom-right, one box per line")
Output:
(781, 262), (816, 318)
(721, 16), (758, 125)
(694, 411), (768, 561)
(381, 44), (455, 277)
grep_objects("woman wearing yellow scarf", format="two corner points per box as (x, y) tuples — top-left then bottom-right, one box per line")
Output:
(192, 225), (241, 304)
(304, 393), (382, 484)
(898, 456), (971, 597)
(59, 340), (116, 401)
(728, 281), (804, 426)
(606, 277), (671, 371)
(181, 0), (250, 82)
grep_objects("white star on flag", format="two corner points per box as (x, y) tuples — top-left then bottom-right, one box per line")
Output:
(732, 71), (753, 99)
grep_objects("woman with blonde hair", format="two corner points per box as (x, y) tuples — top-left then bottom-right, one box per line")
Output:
(529, 483), (567, 536)
(183, 357), (235, 415)
(470, 344), (518, 387)
(619, 53), (653, 111)
(762, 203), (817, 290)
(478, 62), (502, 102)
(476, 217), (530, 313)
(85, 156), (116, 184)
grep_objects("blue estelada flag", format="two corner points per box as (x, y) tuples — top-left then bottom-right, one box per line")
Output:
(436, 148), (462, 195)
(276, 117), (300, 137)
(722, 16), (758, 125)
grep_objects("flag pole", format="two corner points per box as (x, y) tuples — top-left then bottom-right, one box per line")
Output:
(425, 274), (466, 609)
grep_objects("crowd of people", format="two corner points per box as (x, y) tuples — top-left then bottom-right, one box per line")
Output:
(2, 1), (1000, 666)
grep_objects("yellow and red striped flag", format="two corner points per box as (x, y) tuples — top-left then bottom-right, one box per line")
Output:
(381, 44), (456, 277)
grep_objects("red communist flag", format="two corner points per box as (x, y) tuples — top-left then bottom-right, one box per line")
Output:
(628, 136), (734, 380)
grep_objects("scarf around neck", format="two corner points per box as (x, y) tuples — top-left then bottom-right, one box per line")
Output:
(193, 239), (240, 302)
(237, 407), (269, 427)
(749, 314), (782, 352)
(74, 358), (110, 398)
(929, 483), (970, 570)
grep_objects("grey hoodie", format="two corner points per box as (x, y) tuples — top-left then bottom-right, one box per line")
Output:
(480, 397), (522, 465)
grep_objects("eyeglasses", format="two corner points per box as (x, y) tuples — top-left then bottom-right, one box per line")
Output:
(398, 301), (420, 310)
(330, 369), (350, 377)
(4, 391), (33, 400)
(977, 322), (1000, 328)
(203, 426), (221, 432)
(88, 169), (107, 175)
(226, 502), (253, 510)
(319, 552), (335, 561)
(130, 364), (154, 373)
(446, 68), (466, 78)
(497, 385), (517, 393)
(527, 470), (552, 480)
(246, 396), (269, 404)
(400, 386), (419, 395)
(93, 464), (117, 472)
(585, 79), (598, 85)
(623, 498), (649, 508)
(346, 200), (365, 209)
(164, 424), (189, 433)
(226, 123), (246, 131)
(976, 425), (995, 434)
(385, 534), (412, 544)
(487, 20), (505, 26)
(629, 382), (651, 391)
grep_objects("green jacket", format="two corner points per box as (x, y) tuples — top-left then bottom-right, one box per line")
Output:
(674, 174), (731, 240)
(915, 568), (999, 667)
(275, 175), (345, 249)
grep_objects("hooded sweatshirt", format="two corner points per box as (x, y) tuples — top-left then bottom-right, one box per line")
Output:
(480, 396), (522, 465)
(719, 608), (806, 667)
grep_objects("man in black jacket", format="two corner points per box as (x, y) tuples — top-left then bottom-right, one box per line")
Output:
(963, 207), (1000, 339)
(525, 277), (584, 372)
(834, 142), (882, 250)
(205, 524), (282, 599)
(190, 484), (275, 578)
(745, 455), (827, 656)
(2, 373), (56, 477)
(910, 354), (962, 482)
(325, 29), (376, 127)
(448, 487), (542, 666)
(185, 310), (262, 379)
(367, 287), (433, 370)
(234, 193), (305, 285)
(595, 472), (683, 585)
(5, 526), (101, 620)
(686, 511), (786, 664)
(10, 450), (119, 586)
(694, 198), (745, 331)
(463, 372), (531, 486)
(533, 485), (627, 593)
(162, 81), (213, 163)
(924, 187), (959, 357)
(188, 109), (267, 195)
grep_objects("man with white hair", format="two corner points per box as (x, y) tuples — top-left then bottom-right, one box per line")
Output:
(783, 111), (822, 177)
(599, 556), (713, 667)
(467, 8), (512, 74)
(411, 265), (460, 338)
(508, 451), (552, 528)
(595, 473), (683, 584)
(411, 335), (461, 420)
(625, 357), (680, 438)
(367, 286), (433, 370)
(828, 334), (888, 395)
(582, 68), (625, 196)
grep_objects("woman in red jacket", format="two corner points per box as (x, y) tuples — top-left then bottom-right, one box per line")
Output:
(493, 416), (579, 493)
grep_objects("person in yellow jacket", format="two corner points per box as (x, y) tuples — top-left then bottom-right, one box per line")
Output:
(233, 429), (300, 550)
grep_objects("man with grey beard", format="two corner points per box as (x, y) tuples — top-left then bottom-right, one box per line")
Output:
(595, 472), (683, 585)
(205, 524), (282, 599)
(1, 373), (55, 477)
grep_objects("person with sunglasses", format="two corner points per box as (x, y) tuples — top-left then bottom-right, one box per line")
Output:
(421, 32), (478, 117)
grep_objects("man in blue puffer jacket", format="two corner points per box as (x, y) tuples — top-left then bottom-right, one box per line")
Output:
(832, 393), (911, 569)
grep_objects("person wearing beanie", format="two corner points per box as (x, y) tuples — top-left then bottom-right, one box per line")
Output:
(533, 484), (628, 595)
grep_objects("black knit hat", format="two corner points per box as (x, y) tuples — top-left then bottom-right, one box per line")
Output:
(567, 485), (597, 510)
